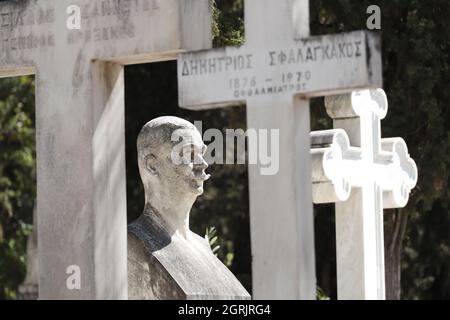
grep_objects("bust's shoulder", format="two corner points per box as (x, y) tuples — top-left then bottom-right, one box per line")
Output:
(189, 231), (212, 252)
(127, 229), (185, 300)
(127, 217), (148, 238)
(128, 216), (171, 253)
(127, 231), (146, 257)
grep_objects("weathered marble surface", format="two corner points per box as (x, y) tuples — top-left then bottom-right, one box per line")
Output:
(18, 206), (39, 300)
(311, 89), (418, 299)
(127, 117), (250, 300)
(0, 0), (211, 299)
(177, 0), (383, 300)
(178, 30), (381, 109)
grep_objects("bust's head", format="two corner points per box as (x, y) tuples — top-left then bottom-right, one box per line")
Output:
(137, 116), (209, 201)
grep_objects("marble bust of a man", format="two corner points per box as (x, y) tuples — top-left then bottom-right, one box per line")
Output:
(128, 116), (250, 300)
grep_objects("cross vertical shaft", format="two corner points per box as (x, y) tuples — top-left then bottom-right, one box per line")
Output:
(326, 91), (389, 299)
(245, 0), (316, 299)
(334, 117), (386, 299)
(178, 0), (383, 300)
(35, 56), (128, 298)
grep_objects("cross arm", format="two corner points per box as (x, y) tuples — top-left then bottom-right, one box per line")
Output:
(311, 89), (418, 208)
(0, 0), (212, 76)
(380, 138), (418, 208)
(311, 129), (354, 204)
(178, 30), (382, 110)
(310, 129), (417, 208)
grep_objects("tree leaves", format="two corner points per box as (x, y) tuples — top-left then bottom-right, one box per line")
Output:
(0, 76), (35, 299)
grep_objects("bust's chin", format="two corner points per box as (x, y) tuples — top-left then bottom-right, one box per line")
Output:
(189, 180), (205, 195)
(195, 187), (204, 196)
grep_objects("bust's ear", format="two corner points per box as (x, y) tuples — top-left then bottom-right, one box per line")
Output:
(145, 154), (158, 176)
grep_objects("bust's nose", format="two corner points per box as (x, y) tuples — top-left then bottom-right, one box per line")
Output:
(193, 154), (208, 170)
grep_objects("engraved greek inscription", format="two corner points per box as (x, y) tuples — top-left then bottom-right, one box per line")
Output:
(346, 43), (353, 57)
(81, 3), (96, 19)
(225, 56), (232, 69)
(0, 6), (54, 31)
(0, 10), (25, 29)
(208, 58), (216, 73)
(238, 55), (246, 69)
(314, 46), (321, 59)
(69, 23), (134, 45)
(228, 76), (256, 91)
(305, 47), (314, 61)
(1, 32), (55, 52)
(278, 51), (287, 64)
(231, 69), (311, 99)
(190, 60), (198, 75)
(182, 61), (189, 76)
(79, 0), (155, 21)
(330, 45), (338, 59)
(322, 45), (330, 59)
(269, 51), (276, 66)
(338, 42), (346, 57)
(305, 71), (311, 80)
(27, 34), (36, 49)
(102, 2), (114, 16)
(9, 37), (17, 50)
(217, 57), (225, 71)
(1, 12), (10, 28)
(182, 54), (254, 76)
(36, 8), (55, 25)
(26, 11), (35, 25)
(199, 59), (207, 74)
(297, 48), (304, 62)
(281, 70), (311, 84)
(355, 41), (362, 57)
(101, 0), (131, 17)
(269, 41), (365, 66)
(282, 72), (294, 83)
(246, 54), (252, 68)
(288, 50), (296, 64)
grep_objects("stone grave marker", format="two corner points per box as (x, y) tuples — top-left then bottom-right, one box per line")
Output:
(0, 0), (211, 299)
(311, 88), (418, 299)
(177, 0), (382, 299)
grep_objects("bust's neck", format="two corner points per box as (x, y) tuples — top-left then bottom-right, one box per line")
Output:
(142, 192), (196, 240)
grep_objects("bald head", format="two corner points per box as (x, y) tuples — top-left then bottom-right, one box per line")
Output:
(137, 116), (198, 154)
(137, 116), (209, 198)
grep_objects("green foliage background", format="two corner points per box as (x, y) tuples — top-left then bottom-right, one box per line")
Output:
(0, 0), (449, 299)
(0, 76), (35, 299)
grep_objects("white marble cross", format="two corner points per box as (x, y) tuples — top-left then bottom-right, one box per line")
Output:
(311, 88), (418, 299)
(0, 0), (211, 299)
(177, 0), (382, 299)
